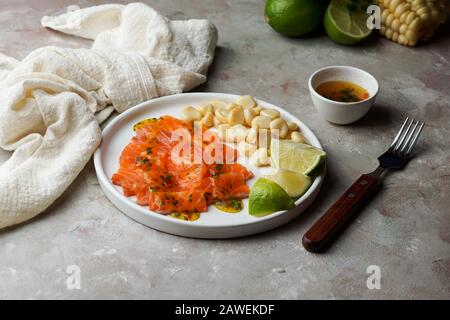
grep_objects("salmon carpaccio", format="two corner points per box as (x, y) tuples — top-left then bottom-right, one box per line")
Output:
(112, 116), (253, 216)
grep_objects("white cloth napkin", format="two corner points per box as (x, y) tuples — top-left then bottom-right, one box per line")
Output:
(0, 3), (217, 229)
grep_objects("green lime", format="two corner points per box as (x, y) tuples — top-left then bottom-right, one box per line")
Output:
(324, 0), (372, 45)
(264, 169), (312, 198)
(264, 0), (327, 37)
(249, 178), (295, 217)
(270, 139), (326, 175)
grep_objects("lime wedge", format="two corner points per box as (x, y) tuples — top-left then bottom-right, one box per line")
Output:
(270, 139), (326, 175)
(249, 178), (295, 217)
(264, 169), (312, 198)
(324, 0), (372, 45)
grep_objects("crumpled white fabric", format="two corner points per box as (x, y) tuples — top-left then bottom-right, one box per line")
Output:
(0, 2), (218, 229)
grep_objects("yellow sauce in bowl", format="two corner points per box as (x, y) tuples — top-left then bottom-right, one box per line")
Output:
(315, 81), (369, 103)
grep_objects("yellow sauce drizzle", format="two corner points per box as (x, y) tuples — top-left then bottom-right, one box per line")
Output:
(133, 118), (158, 131)
(170, 212), (200, 221)
(214, 199), (244, 213)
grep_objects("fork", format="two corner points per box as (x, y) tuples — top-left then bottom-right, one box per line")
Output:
(302, 117), (424, 253)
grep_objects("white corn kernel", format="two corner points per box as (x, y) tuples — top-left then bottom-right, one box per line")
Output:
(270, 118), (288, 139)
(291, 131), (308, 144)
(237, 141), (257, 158)
(225, 103), (239, 111)
(287, 121), (299, 131)
(235, 95), (256, 109)
(249, 147), (270, 167)
(228, 106), (245, 125)
(198, 103), (214, 116)
(210, 100), (227, 111)
(244, 108), (258, 126)
(180, 106), (202, 122)
(215, 108), (230, 124)
(225, 124), (249, 142)
(260, 108), (280, 119)
(213, 116), (221, 127)
(246, 128), (258, 145)
(253, 106), (263, 114)
(257, 128), (271, 149)
(251, 115), (271, 129)
(201, 112), (214, 127)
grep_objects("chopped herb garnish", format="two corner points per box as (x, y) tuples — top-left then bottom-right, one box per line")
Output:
(161, 174), (173, 187)
(230, 199), (242, 210)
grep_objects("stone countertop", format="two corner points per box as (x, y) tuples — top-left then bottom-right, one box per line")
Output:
(0, 0), (449, 299)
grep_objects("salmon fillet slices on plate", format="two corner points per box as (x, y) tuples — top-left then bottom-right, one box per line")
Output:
(112, 116), (253, 216)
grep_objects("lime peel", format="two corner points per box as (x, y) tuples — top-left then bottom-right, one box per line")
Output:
(264, 0), (327, 37)
(249, 178), (295, 217)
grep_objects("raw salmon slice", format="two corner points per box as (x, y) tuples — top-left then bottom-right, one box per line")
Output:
(148, 190), (207, 214)
(112, 116), (253, 216)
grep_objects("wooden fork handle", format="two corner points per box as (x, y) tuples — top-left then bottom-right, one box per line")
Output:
(302, 174), (381, 253)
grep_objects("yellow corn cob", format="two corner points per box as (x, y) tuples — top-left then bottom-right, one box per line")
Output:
(379, 0), (450, 46)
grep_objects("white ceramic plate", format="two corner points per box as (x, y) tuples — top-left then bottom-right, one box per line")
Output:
(94, 92), (325, 239)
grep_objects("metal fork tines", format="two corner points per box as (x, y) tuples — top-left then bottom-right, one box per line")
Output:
(376, 117), (424, 173)
(389, 117), (424, 157)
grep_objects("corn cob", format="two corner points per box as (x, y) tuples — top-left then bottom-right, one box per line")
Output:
(379, 0), (450, 46)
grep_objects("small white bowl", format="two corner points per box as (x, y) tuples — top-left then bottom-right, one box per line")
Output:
(308, 66), (379, 125)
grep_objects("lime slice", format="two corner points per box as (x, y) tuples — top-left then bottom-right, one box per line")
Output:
(270, 139), (326, 175)
(324, 0), (372, 45)
(264, 169), (312, 198)
(249, 178), (295, 217)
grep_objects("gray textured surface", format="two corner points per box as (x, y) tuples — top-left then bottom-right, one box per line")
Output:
(0, 0), (449, 299)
